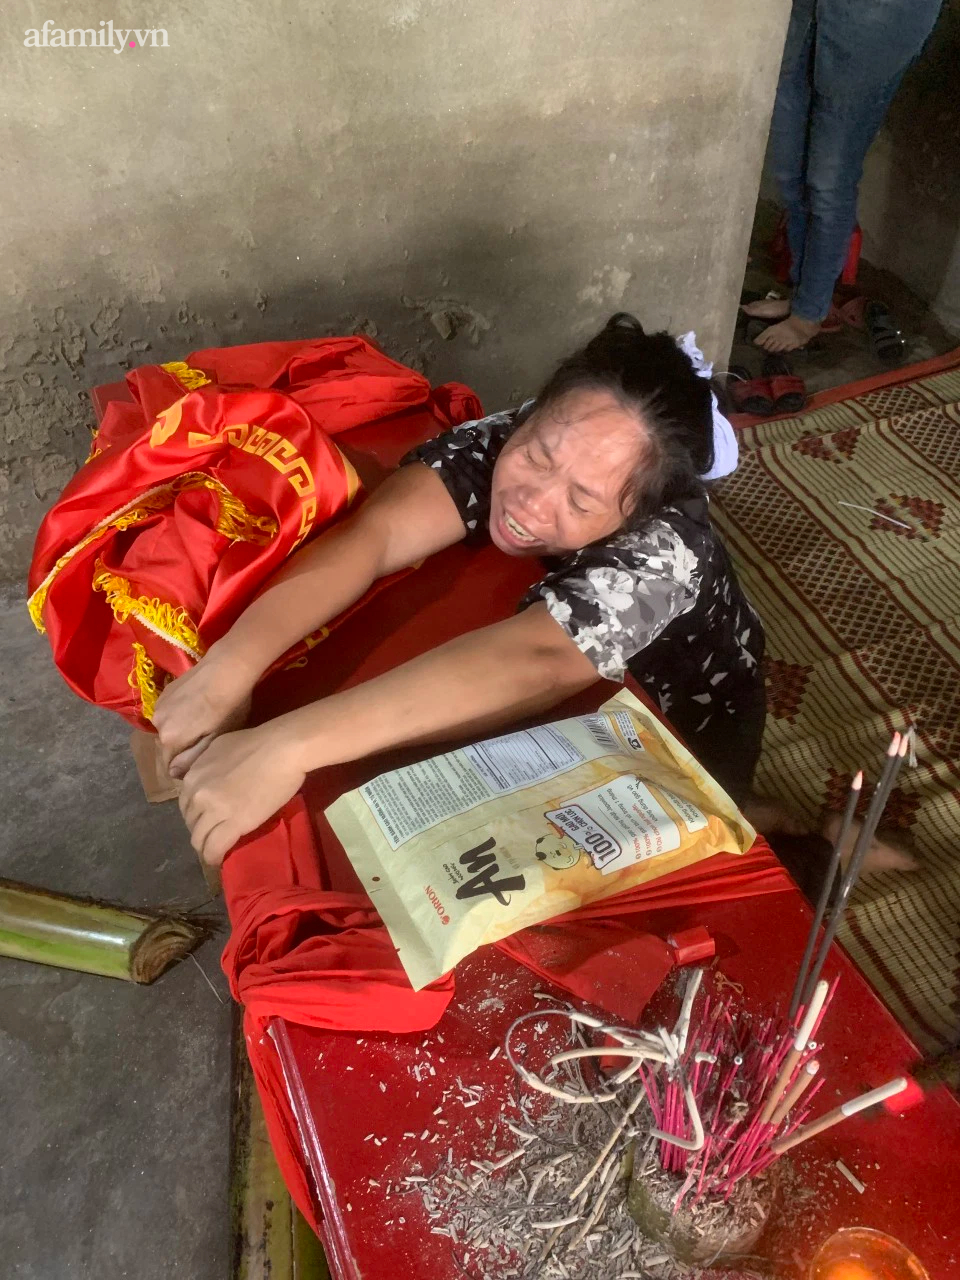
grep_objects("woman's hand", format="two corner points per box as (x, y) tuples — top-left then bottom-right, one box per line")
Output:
(178, 724), (305, 867)
(153, 646), (257, 778)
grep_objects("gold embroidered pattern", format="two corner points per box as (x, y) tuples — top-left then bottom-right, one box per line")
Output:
(161, 361), (212, 391)
(27, 474), (278, 634)
(128, 642), (167, 720)
(92, 560), (205, 659)
(185, 421), (324, 547)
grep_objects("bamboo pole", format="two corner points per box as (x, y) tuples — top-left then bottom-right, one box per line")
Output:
(231, 1018), (330, 1280)
(0, 878), (207, 983)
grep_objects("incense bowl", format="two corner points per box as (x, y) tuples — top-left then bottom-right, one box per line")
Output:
(627, 1155), (778, 1267)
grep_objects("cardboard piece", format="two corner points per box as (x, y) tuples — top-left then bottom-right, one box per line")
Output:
(129, 729), (222, 896)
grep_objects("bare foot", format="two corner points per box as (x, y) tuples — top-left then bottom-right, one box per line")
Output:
(743, 794), (807, 837)
(741, 298), (791, 321)
(755, 314), (821, 353)
(822, 813), (919, 875)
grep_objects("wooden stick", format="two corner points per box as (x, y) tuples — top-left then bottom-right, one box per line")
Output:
(800, 733), (907, 1010)
(769, 1059), (820, 1128)
(760, 980), (829, 1124)
(788, 773), (862, 1022)
(770, 1077), (908, 1155)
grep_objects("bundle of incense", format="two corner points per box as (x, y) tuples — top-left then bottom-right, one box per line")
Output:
(798, 732), (909, 1011)
(787, 772), (862, 1022)
(507, 728), (916, 1213)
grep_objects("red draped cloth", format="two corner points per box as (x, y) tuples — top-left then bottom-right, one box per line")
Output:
(27, 337), (480, 727)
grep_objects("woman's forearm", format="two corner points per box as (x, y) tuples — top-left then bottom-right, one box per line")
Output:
(210, 463), (467, 684)
(264, 604), (600, 774)
(209, 518), (382, 681)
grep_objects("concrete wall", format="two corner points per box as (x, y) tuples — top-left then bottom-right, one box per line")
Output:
(858, 0), (960, 335)
(1, 0), (790, 582)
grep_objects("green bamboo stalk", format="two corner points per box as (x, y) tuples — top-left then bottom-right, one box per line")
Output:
(231, 1018), (330, 1280)
(0, 878), (207, 983)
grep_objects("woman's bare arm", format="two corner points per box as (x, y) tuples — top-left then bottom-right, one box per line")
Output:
(152, 463), (467, 769)
(179, 603), (602, 865)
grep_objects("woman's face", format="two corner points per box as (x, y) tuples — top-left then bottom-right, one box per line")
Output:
(489, 389), (646, 556)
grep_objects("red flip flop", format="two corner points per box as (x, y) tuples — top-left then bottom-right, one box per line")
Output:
(726, 366), (774, 416)
(762, 355), (807, 414)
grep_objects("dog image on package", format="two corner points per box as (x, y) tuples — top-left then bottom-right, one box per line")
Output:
(326, 688), (755, 990)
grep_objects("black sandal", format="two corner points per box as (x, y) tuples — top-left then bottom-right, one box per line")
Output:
(864, 301), (905, 366)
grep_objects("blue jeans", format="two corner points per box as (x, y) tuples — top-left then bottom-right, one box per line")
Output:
(770, 0), (943, 322)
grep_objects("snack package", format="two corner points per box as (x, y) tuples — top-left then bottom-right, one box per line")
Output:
(325, 689), (756, 990)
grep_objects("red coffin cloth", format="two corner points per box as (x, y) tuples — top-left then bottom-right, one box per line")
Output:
(26, 338), (481, 729)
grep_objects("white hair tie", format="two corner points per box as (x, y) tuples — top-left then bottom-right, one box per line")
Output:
(675, 331), (738, 481)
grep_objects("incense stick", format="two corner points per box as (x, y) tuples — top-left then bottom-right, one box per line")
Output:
(759, 980), (829, 1125)
(770, 1077), (908, 1155)
(768, 1059), (819, 1128)
(788, 773), (862, 1023)
(800, 733), (907, 1010)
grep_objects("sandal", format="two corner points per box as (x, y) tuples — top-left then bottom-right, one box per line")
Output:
(762, 354), (807, 415)
(726, 365), (774, 416)
(864, 301), (905, 365)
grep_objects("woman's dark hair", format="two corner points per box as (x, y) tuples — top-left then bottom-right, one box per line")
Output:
(533, 312), (715, 528)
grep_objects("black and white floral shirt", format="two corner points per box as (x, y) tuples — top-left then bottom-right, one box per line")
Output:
(401, 407), (764, 735)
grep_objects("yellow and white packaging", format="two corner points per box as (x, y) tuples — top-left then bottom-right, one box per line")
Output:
(325, 689), (755, 990)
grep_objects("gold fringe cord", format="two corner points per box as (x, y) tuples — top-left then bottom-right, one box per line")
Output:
(128, 642), (167, 721)
(161, 361), (212, 391)
(27, 473), (277, 634)
(93, 561), (205, 658)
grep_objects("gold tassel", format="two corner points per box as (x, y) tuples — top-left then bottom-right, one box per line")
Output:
(194, 479), (278, 544)
(128, 642), (167, 721)
(93, 561), (205, 658)
(161, 361), (212, 391)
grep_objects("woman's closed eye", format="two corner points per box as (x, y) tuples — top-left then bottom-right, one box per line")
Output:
(524, 444), (549, 471)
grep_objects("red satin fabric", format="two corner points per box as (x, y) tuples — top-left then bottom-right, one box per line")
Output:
(28, 338), (481, 728)
(222, 794), (789, 1033)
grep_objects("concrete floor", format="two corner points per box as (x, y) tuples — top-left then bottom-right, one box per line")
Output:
(0, 585), (232, 1280)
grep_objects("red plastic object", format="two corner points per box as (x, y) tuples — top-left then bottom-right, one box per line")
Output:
(667, 925), (716, 965)
(768, 213), (862, 290)
(882, 1075), (926, 1115)
(841, 223), (863, 288)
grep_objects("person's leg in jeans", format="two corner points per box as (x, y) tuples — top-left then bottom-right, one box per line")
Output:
(754, 0), (943, 353)
(744, 0), (818, 328)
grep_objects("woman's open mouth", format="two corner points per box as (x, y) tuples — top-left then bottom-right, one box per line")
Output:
(498, 509), (538, 547)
